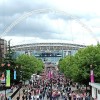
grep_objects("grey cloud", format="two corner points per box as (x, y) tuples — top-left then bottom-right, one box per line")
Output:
(0, 0), (52, 16)
(47, 12), (71, 21)
(5, 14), (59, 39)
(0, 0), (56, 36)
(0, 23), (4, 31)
(0, 0), (99, 42)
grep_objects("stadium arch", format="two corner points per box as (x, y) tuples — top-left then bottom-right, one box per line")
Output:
(0, 8), (98, 43)
(0, 8), (98, 64)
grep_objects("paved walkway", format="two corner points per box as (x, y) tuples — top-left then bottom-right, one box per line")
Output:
(12, 88), (24, 100)
(0, 87), (18, 100)
(7, 87), (18, 97)
(0, 89), (10, 94)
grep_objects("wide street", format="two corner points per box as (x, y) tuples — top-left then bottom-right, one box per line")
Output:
(6, 62), (90, 100)
(1, 0), (100, 99)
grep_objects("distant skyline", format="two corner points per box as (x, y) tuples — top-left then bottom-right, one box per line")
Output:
(0, 0), (100, 45)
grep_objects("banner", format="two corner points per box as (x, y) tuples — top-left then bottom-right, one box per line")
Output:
(14, 70), (16, 80)
(90, 70), (94, 83)
(6, 70), (10, 87)
(47, 70), (53, 79)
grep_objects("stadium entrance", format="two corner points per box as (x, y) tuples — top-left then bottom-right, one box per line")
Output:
(11, 43), (85, 64)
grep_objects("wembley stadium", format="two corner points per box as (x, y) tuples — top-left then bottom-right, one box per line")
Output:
(11, 43), (86, 64)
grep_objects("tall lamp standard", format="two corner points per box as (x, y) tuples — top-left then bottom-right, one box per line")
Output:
(17, 65), (22, 99)
(90, 64), (94, 97)
(15, 65), (21, 98)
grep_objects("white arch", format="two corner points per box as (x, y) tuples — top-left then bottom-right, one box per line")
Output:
(1, 8), (98, 43)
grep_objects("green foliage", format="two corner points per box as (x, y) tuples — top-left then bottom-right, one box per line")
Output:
(58, 45), (100, 84)
(16, 54), (44, 81)
(0, 49), (16, 84)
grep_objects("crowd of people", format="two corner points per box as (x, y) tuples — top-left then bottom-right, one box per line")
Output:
(15, 76), (91, 100)
(0, 85), (15, 100)
(0, 66), (92, 100)
(0, 93), (5, 100)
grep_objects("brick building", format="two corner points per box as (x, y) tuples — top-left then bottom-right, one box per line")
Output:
(0, 38), (7, 63)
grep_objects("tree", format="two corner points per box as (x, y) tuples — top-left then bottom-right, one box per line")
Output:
(0, 49), (16, 84)
(74, 45), (100, 84)
(58, 45), (100, 84)
(16, 54), (44, 81)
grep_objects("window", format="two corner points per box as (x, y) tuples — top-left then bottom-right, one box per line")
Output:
(98, 90), (100, 94)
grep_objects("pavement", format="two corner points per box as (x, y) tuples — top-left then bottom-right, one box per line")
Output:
(0, 81), (29, 99)
(0, 89), (11, 94)
(12, 88), (24, 100)
(0, 87), (18, 99)
(6, 87), (18, 97)
(0, 85), (92, 100)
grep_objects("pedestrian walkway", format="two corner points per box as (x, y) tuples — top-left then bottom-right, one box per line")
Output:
(0, 89), (10, 95)
(0, 88), (17, 97)
(0, 87), (18, 100)
(12, 88), (24, 100)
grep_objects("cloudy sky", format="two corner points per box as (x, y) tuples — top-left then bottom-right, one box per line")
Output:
(0, 0), (100, 46)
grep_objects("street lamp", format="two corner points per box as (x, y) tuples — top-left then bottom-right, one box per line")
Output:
(16, 65), (22, 99)
(90, 64), (95, 97)
(15, 65), (20, 98)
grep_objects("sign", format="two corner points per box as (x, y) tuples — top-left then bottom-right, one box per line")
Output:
(6, 70), (10, 87)
(14, 70), (16, 80)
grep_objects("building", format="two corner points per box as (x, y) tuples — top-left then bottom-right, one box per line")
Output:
(0, 38), (7, 63)
(89, 82), (100, 100)
(11, 43), (86, 64)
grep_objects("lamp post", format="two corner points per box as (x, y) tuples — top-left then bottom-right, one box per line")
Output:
(18, 66), (22, 99)
(15, 65), (20, 98)
(90, 64), (94, 98)
(18, 81), (21, 99)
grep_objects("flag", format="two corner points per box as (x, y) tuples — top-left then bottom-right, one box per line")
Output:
(48, 70), (53, 79)
(90, 70), (94, 83)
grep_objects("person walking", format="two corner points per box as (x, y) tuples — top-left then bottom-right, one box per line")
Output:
(8, 97), (11, 100)
(16, 96), (20, 100)
(42, 91), (45, 99)
(22, 95), (25, 100)
(29, 93), (32, 100)
(25, 95), (28, 100)
(23, 89), (25, 94)
(69, 92), (72, 100)
(39, 93), (42, 100)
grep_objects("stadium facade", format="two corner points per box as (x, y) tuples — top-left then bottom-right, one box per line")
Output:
(11, 43), (86, 64)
